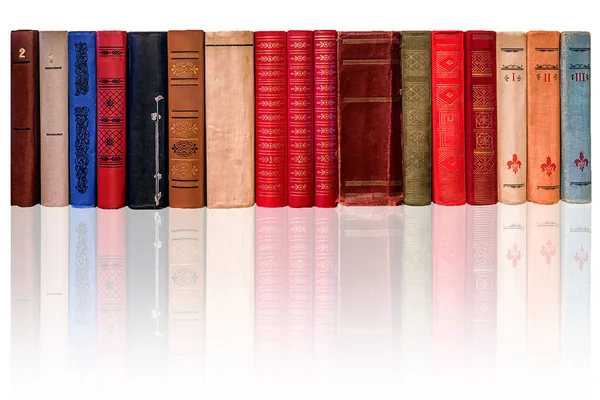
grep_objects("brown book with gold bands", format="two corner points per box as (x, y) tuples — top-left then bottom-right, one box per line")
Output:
(168, 30), (206, 208)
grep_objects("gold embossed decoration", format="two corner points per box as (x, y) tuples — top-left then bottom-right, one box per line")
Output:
(171, 163), (198, 179)
(171, 61), (198, 78)
(171, 120), (198, 138)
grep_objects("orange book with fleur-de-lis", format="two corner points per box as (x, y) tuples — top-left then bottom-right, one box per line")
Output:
(526, 31), (560, 204)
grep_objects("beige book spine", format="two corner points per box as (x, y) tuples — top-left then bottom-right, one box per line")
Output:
(205, 31), (255, 208)
(39, 31), (69, 207)
(496, 32), (527, 204)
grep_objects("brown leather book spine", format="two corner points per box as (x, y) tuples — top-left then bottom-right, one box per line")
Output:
(11, 30), (40, 207)
(40, 31), (69, 207)
(337, 31), (403, 206)
(168, 30), (205, 208)
(526, 31), (560, 204)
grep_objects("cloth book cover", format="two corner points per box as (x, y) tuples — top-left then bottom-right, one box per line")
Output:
(205, 31), (255, 208)
(313, 31), (338, 208)
(337, 31), (403, 206)
(40, 31), (69, 207)
(431, 31), (466, 206)
(287, 31), (314, 208)
(126, 209), (168, 377)
(526, 31), (561, 204)
(96, 31), (127, 209)
(255, 31), (288, 208)
(401, 31), (432, 206)
(168, 208), (206, 377)
(560, 32), (591, 203)
(167, 30), (206, 209)
(526, 203), (560, 363)
(127, 32), (168, 209)
(496, 32), (527, 205)
(465, 31), (497, 206)
(69, 207), (97, 367)
(68, 32), (97, 207)
(313, 207), (338, 368)
(560, 203), (591, 368)
(496, 203), (527, 365)
(11, 206), (41, 375)
(11, 30), (40, 207)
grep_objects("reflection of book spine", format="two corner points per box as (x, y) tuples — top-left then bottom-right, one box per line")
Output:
(11, 206), (41, 378)
(496, 203), (527, 364)
(338, 207), (392, 365)
(287, 208), (314, 365)
(168, 208), (206, 378)
(560, 203), (591, 367)
(40, 206), (69, 374)
(313, 207), (338, 368)
(254, 207), (287, 370)
(466, 205), (497, 365)
(389, 207), (403, 361)
(69, 207), (97, 371)
(432, 205), (465, 365)
(400, 205), (432, 367)
(126, 209), (168, 377)
(206, 208), (255, 376)
(97, 209), (126, 372)
(526, 203), (560, 363)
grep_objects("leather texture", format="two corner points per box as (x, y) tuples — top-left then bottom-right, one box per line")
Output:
(337, 31), (403, 206)
(401, 31), (432, 206)
(313, 31), (338, 208)
(560, 32), (591, 203)
(97, 31), (127, 209)
(167, 30), (205, 209)
(465, 31), (497, 205)
(11, 30), (40, 207)
(127, 32), (168, 209)
(255, 31), (287, 207)
(68, 32), (97, 207)
(40, 31), (69, 207)
(205, 31), (255, 208)
(431, 31), (466, 206)
(526, 31), (561, 204)
(496, 32), (527, 205)
(287, 31), (314, 208)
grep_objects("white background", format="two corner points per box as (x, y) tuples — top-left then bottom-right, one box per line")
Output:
(1, 0), (598, 398)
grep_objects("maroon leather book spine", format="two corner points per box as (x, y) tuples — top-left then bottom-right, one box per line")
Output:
(465, 31), (498, 205)
(313, 30), (338, 208)
(287, 31), (314, 208)
(337, 31), (403, 206)
(97, 31), (127, 209)
(255, 31), (288, 207)
(11, 30), (40, 207)
(431, 31), (466, 205)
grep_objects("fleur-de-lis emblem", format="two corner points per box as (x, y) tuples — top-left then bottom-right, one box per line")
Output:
(540, 156), (557, 177)
(574, 151), (589, 172)
(540, 239), (556, 265)
(506, 153), (522, 174)
(574, 246), (588, 270)
(506, 243), (521, 268)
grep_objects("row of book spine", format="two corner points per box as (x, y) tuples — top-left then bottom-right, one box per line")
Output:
(10, 30), (590, 209)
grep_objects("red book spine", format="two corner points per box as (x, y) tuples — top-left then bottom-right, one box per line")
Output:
(255, 31), (288, 207)
(313, 30), (338, 208)
(96, 31), (126, 209)
(287, 31), (314, 208)
(432, 31), (466, 205)
(465, 31), (498, 205)
(97, 209), (126, 371)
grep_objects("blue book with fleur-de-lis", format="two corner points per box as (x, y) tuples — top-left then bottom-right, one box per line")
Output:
(68, 32), (97, 207)
(560, 32), (591, 203)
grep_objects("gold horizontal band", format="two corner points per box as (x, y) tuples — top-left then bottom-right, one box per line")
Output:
(345, 180), (402, 186)
(343, 59), (399, 65)
(343, 96), (400, 103)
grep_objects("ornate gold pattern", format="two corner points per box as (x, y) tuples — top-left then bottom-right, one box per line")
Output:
(471, 51), (493, 76)
(171, 61), (198, 78)
(171, 163), (198, 179)
(171, 121), (198, 138)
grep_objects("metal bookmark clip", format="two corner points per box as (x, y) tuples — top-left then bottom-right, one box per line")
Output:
(152, 95), (164, 206)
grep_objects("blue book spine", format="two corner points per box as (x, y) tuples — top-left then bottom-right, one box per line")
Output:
(69, 207), (97, 367)
(68, 32), (97, 207)
(560, 32), (591, 203)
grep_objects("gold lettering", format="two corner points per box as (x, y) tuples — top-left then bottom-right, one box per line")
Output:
(18, 48), (25, 58)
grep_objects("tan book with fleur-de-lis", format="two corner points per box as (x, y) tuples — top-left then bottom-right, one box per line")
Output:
(496, 32), (527, 205)
(526, 31), (560, 204)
